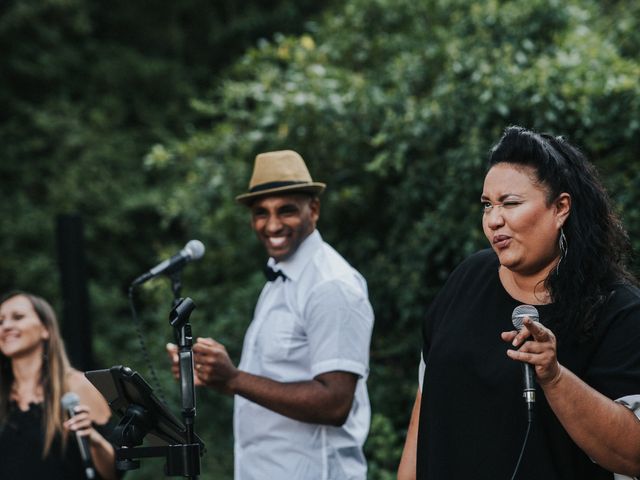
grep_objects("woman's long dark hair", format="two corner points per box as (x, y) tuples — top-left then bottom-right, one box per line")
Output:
(488, 126), (635, 341)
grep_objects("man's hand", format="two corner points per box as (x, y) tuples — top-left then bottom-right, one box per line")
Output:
(165, 342), (204, 387)
(192, 337), (240, 394)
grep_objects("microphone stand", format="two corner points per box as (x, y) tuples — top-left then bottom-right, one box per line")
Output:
(169, 272), (198, 464)
(169, 297), (198, 477)
(112, 296), (202, 478)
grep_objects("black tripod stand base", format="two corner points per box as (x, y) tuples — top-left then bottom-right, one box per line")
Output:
(116, 443), (201, 477)
(166, 443), (201, 476)
(116, 458), (140, 471)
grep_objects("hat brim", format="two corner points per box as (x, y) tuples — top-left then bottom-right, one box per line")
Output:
(236, 182), (326, 206)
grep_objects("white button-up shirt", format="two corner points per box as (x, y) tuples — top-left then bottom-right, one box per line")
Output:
(234, 230), (374, 480)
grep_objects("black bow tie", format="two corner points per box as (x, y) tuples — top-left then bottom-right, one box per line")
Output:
(264, 266), (287, 282)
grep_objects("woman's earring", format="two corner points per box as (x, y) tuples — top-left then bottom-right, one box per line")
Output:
(556, 227), (568, 274)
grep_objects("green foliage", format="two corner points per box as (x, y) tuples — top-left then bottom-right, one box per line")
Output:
(3, 0), (640, 478)
(153, 0), (640, 477)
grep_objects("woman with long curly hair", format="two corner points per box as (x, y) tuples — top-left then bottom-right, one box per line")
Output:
(0, 290), (118, 479)
(398, 126), (640, 479)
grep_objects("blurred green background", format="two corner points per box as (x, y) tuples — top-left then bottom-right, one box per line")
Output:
(2, 0), (640, 478)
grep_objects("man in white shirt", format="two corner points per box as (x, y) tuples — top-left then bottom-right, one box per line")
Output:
(170, 150), (374, 479)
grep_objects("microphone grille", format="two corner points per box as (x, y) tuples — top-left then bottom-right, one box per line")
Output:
(511, 304), (539, 331)
(61, 391), (80, 410)
(184, 239), (205, 260)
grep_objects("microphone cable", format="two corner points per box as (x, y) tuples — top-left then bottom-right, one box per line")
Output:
(509, 419), (532, 480)
(128, 285), (166, 404)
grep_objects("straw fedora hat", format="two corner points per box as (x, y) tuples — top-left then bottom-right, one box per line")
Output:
(236, 150), (326, 205)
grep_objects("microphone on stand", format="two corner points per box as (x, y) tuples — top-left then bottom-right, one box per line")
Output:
(511, 304), (539, 423)
(61, 392), (96, 479)
(131, 239), (205, 286)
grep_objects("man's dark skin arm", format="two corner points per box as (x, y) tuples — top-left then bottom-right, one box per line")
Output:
(167, 338), (358, 426)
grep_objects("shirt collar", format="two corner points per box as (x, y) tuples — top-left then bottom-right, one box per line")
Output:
(267, 229), (322, 282)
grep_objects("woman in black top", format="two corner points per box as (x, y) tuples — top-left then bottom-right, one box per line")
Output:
(398, 126), (640, 479)
(0, 291), (118, 479)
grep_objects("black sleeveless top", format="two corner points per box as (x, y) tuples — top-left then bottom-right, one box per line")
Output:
(0, 401), (114, 479)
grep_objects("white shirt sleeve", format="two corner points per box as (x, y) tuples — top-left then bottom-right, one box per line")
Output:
(613, 395), (640, 480)
(616, 395), (640, 417)
(305, 279), (374, 379)
(418, 352), (426, 392)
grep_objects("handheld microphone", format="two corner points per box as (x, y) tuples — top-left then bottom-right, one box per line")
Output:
(511, 304), (539, 422)
(131, 239), (205, 286)
(61, 392), (96, 480)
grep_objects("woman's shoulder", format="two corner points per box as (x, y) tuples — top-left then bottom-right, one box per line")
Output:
(604, 281), (640, 314)
(66, 369), (88, 391)
(432, 249), (499, 299)
(66, 369), (111, 424)
(590, 281), (640, 341)
(451, 248), (499, 278)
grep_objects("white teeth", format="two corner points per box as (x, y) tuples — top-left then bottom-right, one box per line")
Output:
(269, 237), (286, 247)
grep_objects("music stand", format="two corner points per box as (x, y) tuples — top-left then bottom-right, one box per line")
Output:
(85, 365), (204, 478)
